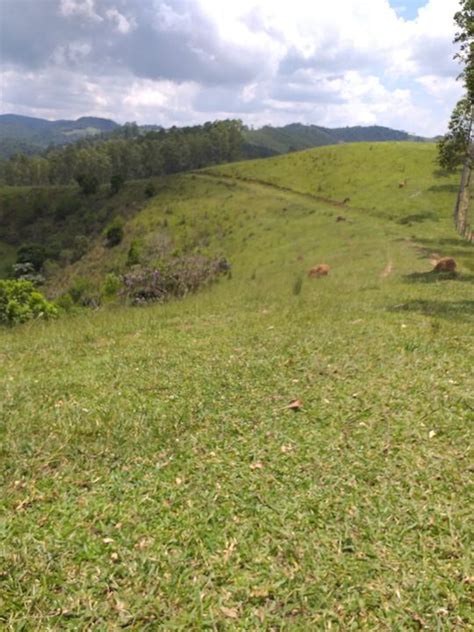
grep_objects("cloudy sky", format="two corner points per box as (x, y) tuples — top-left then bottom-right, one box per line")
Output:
(0, 0), (464, 135)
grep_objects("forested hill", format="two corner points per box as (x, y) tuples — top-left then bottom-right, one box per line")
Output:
(244, 123), (427, 155)
(0, 114), (428, 160)
(0, 120), (244, 187)
(0, 114), (120, 158)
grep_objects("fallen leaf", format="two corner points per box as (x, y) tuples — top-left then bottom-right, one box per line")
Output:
(287, 399), (302, 411)
(102, 537), (114, 544)
(221, 606), (239, 619)
(280, 445), (293, 453)
(428, 430), (436, 439)
(250, 462), (264, 470)
(110, 552), (119, 563)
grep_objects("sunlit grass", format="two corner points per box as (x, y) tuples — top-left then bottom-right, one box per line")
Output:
(1, 143), (473, 629)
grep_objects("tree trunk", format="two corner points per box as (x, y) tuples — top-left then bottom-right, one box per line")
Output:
(454, 102), (474, 241)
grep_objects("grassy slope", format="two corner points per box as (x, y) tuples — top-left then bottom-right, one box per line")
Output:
(1, 143), (473, 629)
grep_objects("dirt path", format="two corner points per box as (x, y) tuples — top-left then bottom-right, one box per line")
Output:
(191, 170), (362, 212)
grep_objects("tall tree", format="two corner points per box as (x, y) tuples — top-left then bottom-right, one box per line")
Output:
(439, 0), (474, 240)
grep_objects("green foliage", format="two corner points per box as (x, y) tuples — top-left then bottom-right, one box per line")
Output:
(144, 182), (156, 198)
(55, 292), (75, 312)
(75, 173), (99, 195)
(110, 173), (125, 195)
(16, 243), (49, 271)
(1, 120), (245, 187)
(438, 2), (474, 170)
(105, 218), (125, 248)
(102, 272), (122, 297)
(0, 279), (57, 325)
(438, 98), (472, 172)
(69, 277), (98, 306)
(127, 239), (141, 266)
(71, 234), (90, 262)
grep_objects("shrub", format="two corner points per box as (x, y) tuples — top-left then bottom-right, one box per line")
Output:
(0, 279), (57, 325)
(110, 174), (126, 195)
(144, 183), (156, 198)
(71, 235), (90, 262)
(105, 219), (124, 248)
(102, 273), (122, 297)
(55, 292), (75, 312)
(127, 239), (141, 266)
(16, 243), (48, 271)
(75, 173), (99, 195)
(69, 277), (99, 306)
(121, 255), (230, 305)
(12, 262), (45, 285)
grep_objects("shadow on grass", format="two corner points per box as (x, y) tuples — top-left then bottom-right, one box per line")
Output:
(403, 271), (474, 284)
(397, 212), (438, 225)
(391, 300), (474, 321)
(414, 237), (474, 262)
(427, 184), (459, 194)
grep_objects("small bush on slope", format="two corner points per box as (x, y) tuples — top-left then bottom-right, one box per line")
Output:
(0, 279), (57, 325)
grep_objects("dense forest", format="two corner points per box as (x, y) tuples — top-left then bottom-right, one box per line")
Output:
(0, 120), (244, 188)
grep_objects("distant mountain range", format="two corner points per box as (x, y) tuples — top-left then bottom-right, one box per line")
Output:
(0, 114), (429, 160)
(0, 114), (120, 158)
(243, 123), (427, 157)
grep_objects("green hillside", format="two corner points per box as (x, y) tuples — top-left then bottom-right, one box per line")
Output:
(1, 143), (473, 629)
(244, 123), (426, 155)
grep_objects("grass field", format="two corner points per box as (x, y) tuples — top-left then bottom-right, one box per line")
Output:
(1, 143), (473, 629)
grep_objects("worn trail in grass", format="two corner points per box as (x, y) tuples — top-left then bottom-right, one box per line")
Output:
(1, 143), (473, 629)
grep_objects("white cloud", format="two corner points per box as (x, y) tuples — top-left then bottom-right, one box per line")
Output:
(105, 8), (136, 34)
(59, 0), (103, 22)
(1, 0), (465, 135)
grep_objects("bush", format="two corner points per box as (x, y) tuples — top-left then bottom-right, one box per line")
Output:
(75, 173), (99, 195)
(144, 183), (156, 198)
(16, 243), (48, 271)
(0, 279), (57, 326)
(56, 292), (75, 312)
(102, 273), (122, 297)
(110, 174), (126, 195)
(69, 277), (99, 306)
(127, 239), (141, 266)
(121, 255), (230, 305)
(105, 219), (124, 248)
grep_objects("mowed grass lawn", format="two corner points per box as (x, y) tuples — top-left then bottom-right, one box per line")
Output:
(1, 143), (473, 629)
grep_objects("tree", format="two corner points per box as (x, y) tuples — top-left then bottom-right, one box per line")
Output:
(439, 0), (474, 239)
(110, 173), (125, 195)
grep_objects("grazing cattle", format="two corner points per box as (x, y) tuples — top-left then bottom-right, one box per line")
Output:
(308, 264), (330, 278)
(433, 257), (457, 273)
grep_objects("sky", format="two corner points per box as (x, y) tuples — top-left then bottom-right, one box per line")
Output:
(0, 0), (464, 135)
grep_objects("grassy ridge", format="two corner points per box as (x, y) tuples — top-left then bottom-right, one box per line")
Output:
(1, 143), (473, 629)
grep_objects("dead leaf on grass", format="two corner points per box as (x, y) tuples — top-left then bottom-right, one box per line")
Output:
(221, 606), (239, 619)
(250, 462), (264, 470)
(286, 399), (302, 411)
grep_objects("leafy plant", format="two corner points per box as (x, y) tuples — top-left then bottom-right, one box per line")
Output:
(105, 218), (124, 248)
(0, 279), (57, 325)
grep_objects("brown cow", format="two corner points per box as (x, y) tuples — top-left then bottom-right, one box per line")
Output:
(308, 264), (330, 278)
(433, 257), (457, 273)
